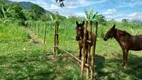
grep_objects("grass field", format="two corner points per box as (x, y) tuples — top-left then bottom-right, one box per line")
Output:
(0, 21), (142, 80)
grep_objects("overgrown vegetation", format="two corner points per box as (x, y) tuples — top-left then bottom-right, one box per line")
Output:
(0, 0), (142, 80)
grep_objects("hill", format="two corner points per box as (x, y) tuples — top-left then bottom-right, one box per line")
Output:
(20, 2), (33, 9)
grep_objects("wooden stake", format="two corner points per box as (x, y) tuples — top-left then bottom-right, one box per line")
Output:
(28, 22), (30, 29)
(37, 23), (40, 37)
(91, 22), (98, 80)
(54, 21), (59, 54)
(56, 21), (59, 54)
(54, 22), (57, 54)
(80, 21), (87, 79)
(43, 23), (46, 44)
(31, 23), (34, 33)
(34, 23), (36, 34)
(86, 21), (93, 79)
(29, 22), (31, 30)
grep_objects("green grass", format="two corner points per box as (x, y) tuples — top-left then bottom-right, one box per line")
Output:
(0, 21), (142, 80)
(0, 23), (81, 80)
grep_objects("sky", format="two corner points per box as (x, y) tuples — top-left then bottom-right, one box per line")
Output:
(9, 0), (142, 22)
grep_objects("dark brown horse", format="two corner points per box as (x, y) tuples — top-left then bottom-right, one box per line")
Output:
(75, 21), (94, 61)
(104, 24), (142, 67)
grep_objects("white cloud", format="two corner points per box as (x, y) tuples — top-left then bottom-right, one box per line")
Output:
(63, 0), (107, 9)
(75, 12), (85, 17)
(9, 0), (142, 22)
(104, 12), (142, 22)
(103, 13), (128, 22)
(50, 4), (60, 9)
(9, 0), (107, 18)
(103, 9), (116, 15)
(47, 7), (77, 17)
(128, 12), (142, 21)
(118, 0), (142, 8)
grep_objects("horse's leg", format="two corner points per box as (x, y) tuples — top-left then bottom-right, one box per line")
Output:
(125, 50), (129, 67)
(79, 46), (82, 60)
(121, 48), (126, 66)
(121, 48), (128, 67)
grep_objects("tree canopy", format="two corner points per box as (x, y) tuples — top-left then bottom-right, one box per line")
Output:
(55, 0), (64, 7)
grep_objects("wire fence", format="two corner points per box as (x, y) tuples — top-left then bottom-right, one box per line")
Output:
(26, 20), (98, 80)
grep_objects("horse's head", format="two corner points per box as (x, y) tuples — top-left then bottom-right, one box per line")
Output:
(104, 24), (116, 41)
(75, 21), (84, 41)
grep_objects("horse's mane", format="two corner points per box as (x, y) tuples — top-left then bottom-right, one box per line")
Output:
(123, 30), (131, 36)
(117, 29), (132, 37)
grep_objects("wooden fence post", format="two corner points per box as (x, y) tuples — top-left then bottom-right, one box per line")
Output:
(86, 21), (93, 79)
(54, 21), (59, 54)
(57, 21), (59, 54)
(32, 22), (33, 32)
(80, 21), (88, 79)
(29, 22), (31, 30)
(90, 22), (98, 80)
(34, 23), (36, 34)
(43, 23), (46, 44)
(54, 22), (56, 54)
(37, 23), (40, 37)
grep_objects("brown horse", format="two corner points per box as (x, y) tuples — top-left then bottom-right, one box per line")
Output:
(75, 21), (94, 61)
(104, 24), (142, 67)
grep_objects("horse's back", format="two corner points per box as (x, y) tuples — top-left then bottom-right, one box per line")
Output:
(130, 35), (142, 50)
(133, 35), (142, 43)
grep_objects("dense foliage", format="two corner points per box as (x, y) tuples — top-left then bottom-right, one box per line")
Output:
(0, 0), (66, 25)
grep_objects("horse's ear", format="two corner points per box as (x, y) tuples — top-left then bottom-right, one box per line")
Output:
(82, 21), (85, 25)
(112, 24), (115, 29)
(76, 21), (79, 25)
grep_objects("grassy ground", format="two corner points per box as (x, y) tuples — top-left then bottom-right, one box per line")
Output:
(0, 23), (80, 80)
(0, 22), (142, 80)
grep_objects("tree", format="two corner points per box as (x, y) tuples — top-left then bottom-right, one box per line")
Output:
(22, 10), (36, 20)
(55, 0), (64, 7)
(31, 4), (45, 15)
(30, 4), (45, 19)
(0, 0), (6, 4)
(122, 19), (129, 27)
(96, 14), (106, 25)
(122, 19), (129, 23)
(10, 2), (25, 19)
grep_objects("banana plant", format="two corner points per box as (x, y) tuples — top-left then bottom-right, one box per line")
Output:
(48, 13), (60, 24)
(84, 7), (98, 21)
(1, 6), (12, 23)
(1, 6), (11, 18)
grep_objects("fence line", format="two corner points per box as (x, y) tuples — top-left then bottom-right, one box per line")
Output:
(27, 20), (98, 80)
(60, 47), (89, 67)
(27, 22), (49, 44)
(59, 34), (75, 40)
